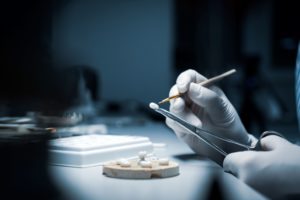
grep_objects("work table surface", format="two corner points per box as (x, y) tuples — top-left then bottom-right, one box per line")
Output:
(49, 122), (266, 200)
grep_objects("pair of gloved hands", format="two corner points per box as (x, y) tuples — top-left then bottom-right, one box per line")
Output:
(166, 69), (300, 198)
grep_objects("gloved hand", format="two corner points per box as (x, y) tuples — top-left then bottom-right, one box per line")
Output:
(223, 135), (300, 198)
(166, 69), (257, 164)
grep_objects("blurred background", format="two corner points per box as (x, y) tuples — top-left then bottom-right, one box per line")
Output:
(0, 0), (299, 199)
(0, 0), (299, 136)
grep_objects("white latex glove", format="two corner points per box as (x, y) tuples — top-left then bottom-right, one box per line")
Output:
(223, 135), (300, 198)
(166, 69), (256, 164)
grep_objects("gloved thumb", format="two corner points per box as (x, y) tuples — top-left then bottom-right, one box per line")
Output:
(188, 83), (233, 125)
(260, 135), (291, 151)
(223, 152), (240, 176)
(223, 151), (259, 178)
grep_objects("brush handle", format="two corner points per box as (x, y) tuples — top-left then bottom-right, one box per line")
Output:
(199, 69), (236, 87)
(160, 69), (236, 104)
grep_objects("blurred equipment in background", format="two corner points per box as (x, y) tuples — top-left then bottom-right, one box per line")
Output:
(59, 65), (100, 119)
(272, 0), (300, 68)
(0, 1), (85, 199)
(240, 55), (287, 135)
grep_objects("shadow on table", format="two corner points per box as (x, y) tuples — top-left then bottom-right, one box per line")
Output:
(173, 153), (207, 162)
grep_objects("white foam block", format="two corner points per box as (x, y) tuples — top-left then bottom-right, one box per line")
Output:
(48, 135), (153, 167)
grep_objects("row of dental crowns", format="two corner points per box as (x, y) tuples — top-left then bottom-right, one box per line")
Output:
(116, 151), (169, 168)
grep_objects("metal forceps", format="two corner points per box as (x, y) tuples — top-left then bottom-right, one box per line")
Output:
(154, 107), (284, 158)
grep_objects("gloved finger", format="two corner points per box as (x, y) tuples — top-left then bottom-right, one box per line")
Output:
(169, 84), (198, 114)
(209, 85), (227, 97)
(260, 135), (291, 151)
(165, 112), (202, 139)
(167, 102), (203, 131)
(166, 97), (187, 135)
(223, 152), (242, 177)
(169, 85), (185, 113)
(176, 69), (207, 93)
(166, 94), (202, 138)
(166, 118), (189, 138)
(188, 82), (234, 125)
(223, 151), (257, 177)
(169, 86), (202, 128)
